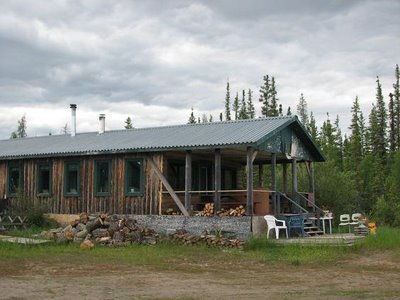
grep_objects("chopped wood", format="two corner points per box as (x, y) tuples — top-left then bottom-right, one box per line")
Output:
(43, 212), (245, 249)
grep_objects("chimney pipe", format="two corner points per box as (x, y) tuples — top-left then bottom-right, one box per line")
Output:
(70, 104), (77, 137)
(98, 114), (105, 134)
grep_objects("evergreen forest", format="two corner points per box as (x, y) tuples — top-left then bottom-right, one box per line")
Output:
(189, 65), (400, 226)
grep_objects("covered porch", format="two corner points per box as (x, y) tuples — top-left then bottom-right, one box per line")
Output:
(156, 146), (320, 219)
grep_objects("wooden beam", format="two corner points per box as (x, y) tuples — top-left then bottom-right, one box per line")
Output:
(258, 163), (264, 188)
(146, 156), (189, 216)
(282, 163), (288, 194)
(292, 157), (298, 202)
(214, 149), (221, 213)
(271, 153), (277, 215)
(185, 150), (192, 213)
(246, 147), (254, 215)
(309, 161), (315, 194)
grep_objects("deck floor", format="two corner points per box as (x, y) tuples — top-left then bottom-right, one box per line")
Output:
(273, 233), (366, 246)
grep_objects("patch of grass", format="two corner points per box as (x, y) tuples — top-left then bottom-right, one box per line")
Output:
(244, 235), (351, 265)
(356, 226), (400, 250)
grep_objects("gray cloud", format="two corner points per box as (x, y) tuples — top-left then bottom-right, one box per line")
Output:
(0, 0), (399, 139)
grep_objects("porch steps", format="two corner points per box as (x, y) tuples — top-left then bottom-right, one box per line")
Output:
(304, 220), (324, 237)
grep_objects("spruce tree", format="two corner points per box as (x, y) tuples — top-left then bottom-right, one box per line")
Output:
(388, 93), (396, 152)
(268, 77), (279, 116)
(286, 106), (292, 116)
(247, 89), (255, 119)
(393, 64), (400, 150)
(349, 96), (363, 171)
(209, 114), (213, 122)
(259, 75), (270, 117)
(308, 112), (318, 142)
(238, 90), (248, 120)
(124, 116), (133, 129)
(224, 81), (231, 121)
(370, 77), (387, 159)
(233, 92), (240, 120)
(219, 112), (223, 122)
(188, 107), (196, 124)
(320, 113), (336, 162)
(278, 104), (283, 116)
(297, 93), (309, 126)
(334, 115), (344, 169)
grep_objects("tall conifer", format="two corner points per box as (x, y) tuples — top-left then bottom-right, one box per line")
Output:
(224, 81), (231, 121)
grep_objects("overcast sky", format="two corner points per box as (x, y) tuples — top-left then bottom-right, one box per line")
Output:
(0, 0), (399, 139)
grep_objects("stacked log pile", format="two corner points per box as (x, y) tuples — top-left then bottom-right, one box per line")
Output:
(42, 213), (159, 247)
(199, 203), (246, 217)
(169, 229), (245, 249)
(165, 208), (183, 215)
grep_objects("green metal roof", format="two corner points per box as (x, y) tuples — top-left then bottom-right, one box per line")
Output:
(0, 116), (325, 161)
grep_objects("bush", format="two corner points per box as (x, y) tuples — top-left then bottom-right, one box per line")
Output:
(10, 189), (48, 227)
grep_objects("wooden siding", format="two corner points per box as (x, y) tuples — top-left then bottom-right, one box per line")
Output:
(0, 153), (163, 215)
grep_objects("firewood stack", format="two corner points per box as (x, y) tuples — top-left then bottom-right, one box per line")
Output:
(165, 208), (183, 215)
(169, 229), (245, 249)
(42, 213), (160, 247)
(199, 203), (246, 217)
(217, 205), (246, 217)
(200, 203), (214, 216)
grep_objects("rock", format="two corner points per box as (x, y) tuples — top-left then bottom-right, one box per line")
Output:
(80, 240), (95, 250)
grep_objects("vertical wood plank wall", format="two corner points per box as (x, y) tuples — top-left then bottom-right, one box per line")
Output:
(0, 153), (163, 215)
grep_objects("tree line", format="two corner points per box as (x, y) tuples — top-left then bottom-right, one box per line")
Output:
(188, 65), (400, 226)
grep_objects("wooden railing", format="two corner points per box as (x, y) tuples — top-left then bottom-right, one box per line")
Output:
(0, 215), (28, 230)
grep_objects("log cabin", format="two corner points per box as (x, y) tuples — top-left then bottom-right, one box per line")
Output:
(0, 105), (324, 219)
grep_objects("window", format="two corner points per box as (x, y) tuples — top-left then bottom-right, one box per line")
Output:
(37, 164), (52, 196)
(95, 160), (111, 196)
(125, 158), (144, 196)
(222, 168), (237, 190)
(64, 161), (80, 196)
(8, 164), (22, 195)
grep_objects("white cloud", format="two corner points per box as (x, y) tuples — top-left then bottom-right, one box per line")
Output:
(0, 0), (399, 139)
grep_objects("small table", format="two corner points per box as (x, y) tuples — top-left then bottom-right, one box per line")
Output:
(309, 216), (333, 234)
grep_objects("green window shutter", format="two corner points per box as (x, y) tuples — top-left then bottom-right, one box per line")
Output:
(125, 158), (144, 196)
(94, 160), (111, 196)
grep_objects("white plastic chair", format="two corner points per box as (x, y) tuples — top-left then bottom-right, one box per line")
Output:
(338, 214), (350, 233)
(349, 213), (363, 229)
(264, 215), (288, 239)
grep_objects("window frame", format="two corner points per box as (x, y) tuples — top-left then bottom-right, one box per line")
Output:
(64, 161), (80, 197)
(7, 163), (23, 196)
(125, 158), (144, 196)
(37, 163), (52, 197)
(94, 159), (112, 197)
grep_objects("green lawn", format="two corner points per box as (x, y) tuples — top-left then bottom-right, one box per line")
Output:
(1, 227), (399, 270)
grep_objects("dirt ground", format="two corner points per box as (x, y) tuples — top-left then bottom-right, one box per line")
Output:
(0, 250), (399, 300)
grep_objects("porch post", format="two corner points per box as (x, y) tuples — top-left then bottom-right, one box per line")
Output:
(258, 163), (264, 188)
(292, 157), (298, 209)
(309, 161), (315, 194)
(282, 163), (288, 194)
(271, 153), (277, 215)
(214, 148), (221, 213)
(309, 161), (316, 213)
(246, 147), (254, 215)
(185, 150), (192, 214)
